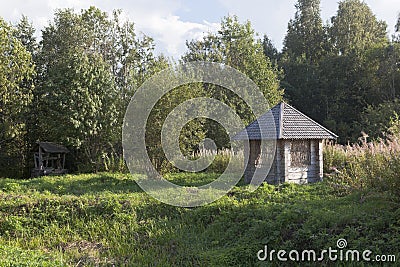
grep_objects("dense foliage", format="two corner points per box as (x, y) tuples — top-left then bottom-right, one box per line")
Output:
(0, 17), (35, 178)
(31, 7), (166, 173)
(280, 0), (398, 143)
(183, 16), (283, 148)
(1, 1), (400, 176)
(0, 3), (399, 266)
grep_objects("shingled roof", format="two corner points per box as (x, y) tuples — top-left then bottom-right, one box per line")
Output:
(38, 142), (69, 153)
(233, 102), (338, 140)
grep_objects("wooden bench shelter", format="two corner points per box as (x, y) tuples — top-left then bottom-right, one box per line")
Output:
(31, 142), (69, 177)
(234, 102), (337, 184)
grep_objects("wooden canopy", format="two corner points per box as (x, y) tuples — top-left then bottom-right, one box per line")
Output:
(38, 142), (69, 154)
(31, 142), (69, 177)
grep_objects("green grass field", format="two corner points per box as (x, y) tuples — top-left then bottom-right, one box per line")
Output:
(0, 173), (398, 266)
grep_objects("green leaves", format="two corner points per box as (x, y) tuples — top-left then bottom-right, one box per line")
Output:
(28, 7), (166, 172)
(329, 0), (388, 56)
(183, 16), (283, 149)
(33, 9), (118, 171)
(0, 18), (35, 178)
(283, 0), (325, 62)
(0, 18), (34, 118)
(281, 0), (395, 143)
(184, 16), (283, 107)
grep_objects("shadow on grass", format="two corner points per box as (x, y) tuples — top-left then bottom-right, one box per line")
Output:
(0, 172), (247, 197)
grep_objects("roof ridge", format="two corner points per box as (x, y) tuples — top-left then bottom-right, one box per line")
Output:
(283, 102), (338, 138)
(232, 101), (338, 140)
(278, 102), (284, 139)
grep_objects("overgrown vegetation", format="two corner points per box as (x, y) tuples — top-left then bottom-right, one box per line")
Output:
(159, 149), (244, 174)
(3, 0), (400, 177)
(0, 173), (398, 266)
(1, 1), (399, 265)
(324, 124), (400, 197)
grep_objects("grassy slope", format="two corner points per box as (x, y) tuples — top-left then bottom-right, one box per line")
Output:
(0, 173), (398, 266)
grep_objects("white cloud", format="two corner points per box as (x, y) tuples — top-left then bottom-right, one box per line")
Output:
(104, 1), (219, 57)
(139, 14), (219, 56)
(0, 0), (219, 58)
(0, 0), (398, 57)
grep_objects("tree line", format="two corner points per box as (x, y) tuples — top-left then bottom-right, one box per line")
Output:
(1, 0), (399, 178)
(280, 0), (400, 144)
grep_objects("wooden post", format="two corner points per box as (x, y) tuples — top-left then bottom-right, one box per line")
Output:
(276, 142), (281, 183)
(310, 140), (316, 181)
(318, 140), (324, 181)
(243, 141), (250, 183)
(38, 147), (43, 170)
(283, 141), (291, 183)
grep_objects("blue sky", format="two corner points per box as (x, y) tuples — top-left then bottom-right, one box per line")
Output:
(1, 0), (399, 59)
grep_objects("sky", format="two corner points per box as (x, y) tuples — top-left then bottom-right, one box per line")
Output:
(1, 0), (399, 59)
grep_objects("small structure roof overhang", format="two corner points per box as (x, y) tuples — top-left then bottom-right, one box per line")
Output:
(233, 102), (338, 140)
(38, 142), (70, 154)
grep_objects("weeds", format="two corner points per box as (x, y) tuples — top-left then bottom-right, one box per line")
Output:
(324, 133), (400, 197)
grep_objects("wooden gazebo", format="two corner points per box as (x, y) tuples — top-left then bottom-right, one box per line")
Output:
(234, 102), (337, 184)
(31, 142), (69, 177)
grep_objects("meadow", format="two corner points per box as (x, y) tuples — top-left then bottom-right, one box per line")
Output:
(0, 170), (398, 266)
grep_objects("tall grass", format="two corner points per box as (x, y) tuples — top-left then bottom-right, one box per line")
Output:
(1, 173), (398, 266)
(195, 149), (244, 174)
(324, 134), (400, 197)
(161, 149), (244, 174)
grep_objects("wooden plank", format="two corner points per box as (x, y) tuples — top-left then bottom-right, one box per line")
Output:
(310, 140), (316, 167)
(319, 140), (323, 179)
(276, 141), (282, 183)
(284, 141), (290, 182)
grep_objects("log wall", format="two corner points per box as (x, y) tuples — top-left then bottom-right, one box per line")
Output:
(244, 139), (324, 185)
